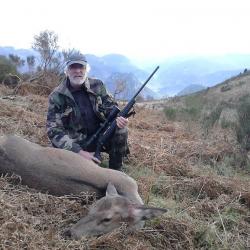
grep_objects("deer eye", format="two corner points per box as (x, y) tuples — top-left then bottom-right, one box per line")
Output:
(101, 218), (111, 223)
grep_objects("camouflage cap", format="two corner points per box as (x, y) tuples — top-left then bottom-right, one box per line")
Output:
(65, 53), (87, 67)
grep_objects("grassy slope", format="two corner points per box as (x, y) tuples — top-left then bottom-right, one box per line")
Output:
(0, 85), (249, 249)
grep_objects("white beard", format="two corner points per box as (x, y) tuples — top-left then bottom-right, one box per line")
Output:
(68, 73), (87, 87)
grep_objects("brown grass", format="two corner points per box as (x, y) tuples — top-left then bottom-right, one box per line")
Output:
(0, 85), (249, 249)
(13, 82), (53, 96)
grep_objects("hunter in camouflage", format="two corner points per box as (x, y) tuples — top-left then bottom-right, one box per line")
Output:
(46, 53), (129, 170)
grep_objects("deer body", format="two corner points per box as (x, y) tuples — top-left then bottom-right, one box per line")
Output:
(0, 135), (142, 203)
(0, 135), (166, 239)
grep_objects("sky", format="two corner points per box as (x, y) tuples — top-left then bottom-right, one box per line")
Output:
(1, 0), (250, 64)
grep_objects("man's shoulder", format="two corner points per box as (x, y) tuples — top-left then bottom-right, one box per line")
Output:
(88, 77), (104, 87)
(88, 77), (108, 95)
(50, 79), (69, 96)
(48, 79), (70, 104)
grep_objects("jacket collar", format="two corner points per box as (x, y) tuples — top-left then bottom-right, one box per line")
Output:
(55, 77), (96, 99)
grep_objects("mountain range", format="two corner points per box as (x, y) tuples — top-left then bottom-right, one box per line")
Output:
(1, 46), (250, 99)
(154, 55), (250, 97)
(176, 84), (205, 96)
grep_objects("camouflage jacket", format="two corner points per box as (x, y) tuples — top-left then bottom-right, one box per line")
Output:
(46, 77), (117, 153)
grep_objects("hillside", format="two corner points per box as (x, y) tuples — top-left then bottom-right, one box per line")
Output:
(143, 69), (250, 110)
(177, 84), (205, 96)
(105, 72), (159, 100)
(0, 78), (249, 249)
(2, 46), (250, 98)
(168, 71), (250, 115)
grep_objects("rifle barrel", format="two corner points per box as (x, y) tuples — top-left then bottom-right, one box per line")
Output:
(131, 65), (159, 100)
(92, 65), (160, 161)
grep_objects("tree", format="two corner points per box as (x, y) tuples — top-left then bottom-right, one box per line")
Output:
(113, 79), (126, 100)
(54, 48), (83, 74)
(26, 55), (36, 73)
(8, 54), (25, 69)
(62, 48), (83, 62)
(32, 30), (59, 72)
(0, 55), (18, 84)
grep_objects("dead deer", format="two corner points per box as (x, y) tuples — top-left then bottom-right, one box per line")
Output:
(0, 135), (167, 239)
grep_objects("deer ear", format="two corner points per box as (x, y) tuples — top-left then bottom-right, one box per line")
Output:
(131, 206), (167, 221)
(106, 182), (118, 197)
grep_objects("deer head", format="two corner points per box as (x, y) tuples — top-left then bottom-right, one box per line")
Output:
(64, 183), (167, 239)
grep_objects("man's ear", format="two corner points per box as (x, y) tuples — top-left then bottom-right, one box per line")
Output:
(130, 205), (167, 221)
(106, 182), (118, 197)
(64, 66), (68, 76)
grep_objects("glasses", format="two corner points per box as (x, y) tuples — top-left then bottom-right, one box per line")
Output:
(68, 64), (86, 70)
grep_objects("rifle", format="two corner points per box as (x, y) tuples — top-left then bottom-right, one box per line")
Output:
(84, 65), (160, 162)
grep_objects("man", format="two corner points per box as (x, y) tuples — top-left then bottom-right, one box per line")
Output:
(46, 53), (129, 171)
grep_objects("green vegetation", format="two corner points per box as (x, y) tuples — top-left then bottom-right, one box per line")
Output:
(236, 94), (250, 150)
(220, 84), (231, 92)
(164, 94), (206, 121)
(220, 118), (234, 129)
(163, 107), (177, 120)
(238, 80), (246, 86)
(127, 163), (249, 250)
(202, 104), (224, 131)
(0, 55), (17, 83)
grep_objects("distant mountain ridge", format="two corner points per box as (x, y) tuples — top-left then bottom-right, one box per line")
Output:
(0, 46), (37, 58)
(177, 84), (205, 96)
(155, 55), (250, 97)
(1, 46), (250, 98)
(105, 72), (157, 100)
(0, 46), (157, 100)
(85, 54), (148, 81)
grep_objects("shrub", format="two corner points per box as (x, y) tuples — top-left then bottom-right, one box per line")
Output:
(180, 106), (200, 120)
(163, 107), (177, 120)
(0, 56), (17, 83)
(236, 95), (250, 149)
(202, 105), (223, 130)
(183, 95), (205, 120)
(164, 95), (206, 122)
(220, 118), (234, 129)
(238, 81), (246, 86)
(220, 85), (231, 92)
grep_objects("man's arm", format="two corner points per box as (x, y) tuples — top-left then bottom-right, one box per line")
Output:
(47, 95), (101, 163)
(46, 95), (82, 153)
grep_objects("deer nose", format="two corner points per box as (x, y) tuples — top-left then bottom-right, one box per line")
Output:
(63, 229), (72, 239)
(63, 228), (81, 240)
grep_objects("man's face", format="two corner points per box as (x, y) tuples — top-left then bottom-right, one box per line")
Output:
(66, 63), (87, 86)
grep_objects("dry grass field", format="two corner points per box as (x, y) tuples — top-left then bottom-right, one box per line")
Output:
(0, 81), (249, 249)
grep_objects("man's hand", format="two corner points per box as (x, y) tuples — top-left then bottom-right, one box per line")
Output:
(78, 150), (101, 164)
(116, 116), (128, 129)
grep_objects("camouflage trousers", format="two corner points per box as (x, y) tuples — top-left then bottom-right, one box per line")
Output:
(85, 127), (130, 171)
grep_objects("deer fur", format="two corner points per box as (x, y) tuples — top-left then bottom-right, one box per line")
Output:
(0, 135), (166, 238)
(0, 135), (143, 203)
